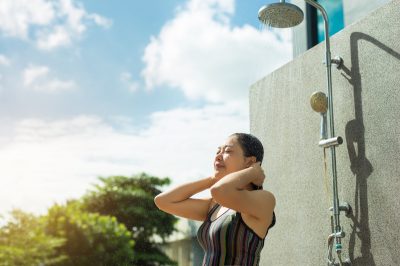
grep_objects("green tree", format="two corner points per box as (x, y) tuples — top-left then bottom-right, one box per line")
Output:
(82, 173), (178, 266)
(44, 201), (135, 265)
(0, 209), (66, 266)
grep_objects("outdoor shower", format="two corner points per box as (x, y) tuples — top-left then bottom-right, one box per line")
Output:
(258, 1), (351, 265)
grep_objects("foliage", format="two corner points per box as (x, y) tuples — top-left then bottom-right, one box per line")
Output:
(0, 209), (66, 266)
(0, 173), (178, 265)
(44, 201), (135, 265)
(82, 173), (178, 266)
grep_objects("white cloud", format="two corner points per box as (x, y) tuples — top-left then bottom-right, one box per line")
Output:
(0, 54), (11, 66)
(87, 14), (112, 29)
(0, 55), (10, 93)
(23, 65), (49, 86)
(36, 26), (72, 50)
(141, 0), (292, 103)
(23, 64), (76, 93)
(0, 0), (112, 50)
(0, 104), (248, 214)
(0, 0), (55, 39)
(120, 72), (140, 92)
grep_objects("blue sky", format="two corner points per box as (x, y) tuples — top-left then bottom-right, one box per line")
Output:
(0, 0), (292, 215)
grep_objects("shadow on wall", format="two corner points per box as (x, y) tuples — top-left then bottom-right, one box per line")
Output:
(340, 32), (400, 266)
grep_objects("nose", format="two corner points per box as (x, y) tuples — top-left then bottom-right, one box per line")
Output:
(215, 151), (222, 161)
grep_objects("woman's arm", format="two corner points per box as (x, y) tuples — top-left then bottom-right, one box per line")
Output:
(154, 176), (217, 221)
(210, 163), (275, 220)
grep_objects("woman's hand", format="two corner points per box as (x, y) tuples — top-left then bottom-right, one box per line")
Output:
(250, 162), (265, 187)
(209, 175), (222, 187)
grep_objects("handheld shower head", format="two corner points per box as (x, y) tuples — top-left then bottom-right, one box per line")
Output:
(258, 1), (304, 28)
(310, 91), (328, 140)
(310, 91), (328, 113)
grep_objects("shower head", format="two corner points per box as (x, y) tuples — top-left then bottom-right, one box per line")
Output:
(310, 91), (328, 113)
(310, 91), (328, 140)
(258, 1), (304, 28)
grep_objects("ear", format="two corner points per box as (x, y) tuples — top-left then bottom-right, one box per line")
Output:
(245, 156), (257, 167)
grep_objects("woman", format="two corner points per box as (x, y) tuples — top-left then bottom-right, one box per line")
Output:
(154, 133), (276, 266)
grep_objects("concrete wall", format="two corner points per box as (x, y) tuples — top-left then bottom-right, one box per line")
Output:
(250, 1), (400, 265)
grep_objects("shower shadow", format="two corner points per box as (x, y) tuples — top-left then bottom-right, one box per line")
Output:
(341, 32), (400, 265)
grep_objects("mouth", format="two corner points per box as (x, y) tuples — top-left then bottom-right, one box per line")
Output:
(214, 162), (225, 170)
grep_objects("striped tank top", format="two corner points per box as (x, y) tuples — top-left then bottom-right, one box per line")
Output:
(197, 203), (275, 266)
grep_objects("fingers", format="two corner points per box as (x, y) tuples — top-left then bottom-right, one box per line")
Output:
(251, 161), (262, 167)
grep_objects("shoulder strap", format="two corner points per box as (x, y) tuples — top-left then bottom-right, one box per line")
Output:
(268, 212), (276, 229)
(207, 203), (220, 219)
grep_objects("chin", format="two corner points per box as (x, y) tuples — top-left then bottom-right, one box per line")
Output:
(214, 171), (226, 179)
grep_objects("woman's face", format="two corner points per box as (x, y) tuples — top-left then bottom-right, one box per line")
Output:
(213, 135), (254, 179)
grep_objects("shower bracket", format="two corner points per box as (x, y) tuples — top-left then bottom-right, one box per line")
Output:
(323, 56), (343, 69)
(319, 136), (343, 148)
(329, 202), (352, 217)
(331, 56), (343, 69)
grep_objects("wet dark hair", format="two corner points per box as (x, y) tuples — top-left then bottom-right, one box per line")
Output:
(230, 133), (264, 163)
(231, 133), (264, 190)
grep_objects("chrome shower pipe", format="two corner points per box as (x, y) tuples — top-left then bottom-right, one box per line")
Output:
(305, 0), (343, 252)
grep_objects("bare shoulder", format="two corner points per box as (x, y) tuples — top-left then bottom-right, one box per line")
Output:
(252, 189), (276, 205)
(240, 190), (276, 237)
(249, 189), (276, 219)
(261, 190), (276, 205)
(240, 190), (276, 221)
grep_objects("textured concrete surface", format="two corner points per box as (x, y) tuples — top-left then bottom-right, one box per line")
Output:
(250, 1), (400, 265)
